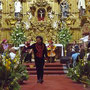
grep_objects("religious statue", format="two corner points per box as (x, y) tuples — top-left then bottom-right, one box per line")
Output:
(0, 1), (2, 10)
(60, 0), (69, 18)
(78, 0), (86, 16)
(48, 11), (54, 19)
(38, 9), (45, 21)
(14, 0), (22, 17)
(27, 12), (32, 20)
(23, 22), (31, 30)
(52, 21), (58, 29)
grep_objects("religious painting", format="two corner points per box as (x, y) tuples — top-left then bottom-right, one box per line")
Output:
(37, 8), (45, 21)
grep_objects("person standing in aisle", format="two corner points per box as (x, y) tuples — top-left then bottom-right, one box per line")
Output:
(28, 36), (48, 83)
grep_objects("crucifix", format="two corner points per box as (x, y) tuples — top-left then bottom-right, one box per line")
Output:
(38, 9), (45, 21)
(39, 10), (43, 18)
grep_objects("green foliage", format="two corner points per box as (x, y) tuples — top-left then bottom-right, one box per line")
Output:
(15, 64), (29, 82)
(67, 60), (90, 85)
(11, 27), (27, 47)
(0, 52), (29, 90)
(58, 28), (72, 47)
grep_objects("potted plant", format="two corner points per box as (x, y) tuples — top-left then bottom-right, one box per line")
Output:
(58, 28), (72, 63)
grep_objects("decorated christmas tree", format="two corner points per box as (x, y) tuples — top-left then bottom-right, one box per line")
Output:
(11, 27), (26, 47)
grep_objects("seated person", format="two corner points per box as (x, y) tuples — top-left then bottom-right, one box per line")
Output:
(72, 50), (80, 67)
(79, 45), (85, 59)
(47, 40), (56, 63)
(21, 41), (32, 63)
(67, 46), (73, 57)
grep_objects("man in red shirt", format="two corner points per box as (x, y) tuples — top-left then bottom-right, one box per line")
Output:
(28, 36), (48, 83)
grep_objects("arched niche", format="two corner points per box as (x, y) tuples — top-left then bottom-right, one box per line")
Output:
(37, 8), (46, 21)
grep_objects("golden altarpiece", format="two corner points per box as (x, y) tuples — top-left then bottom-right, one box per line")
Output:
(0, 0), (90, 43)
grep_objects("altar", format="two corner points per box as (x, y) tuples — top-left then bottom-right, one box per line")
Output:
(19, 43), (64, 59)
(46, 44), (64, 58)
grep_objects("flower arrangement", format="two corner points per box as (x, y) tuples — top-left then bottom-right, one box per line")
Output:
(67, 60), (90, 87)
(0, 52), (29, 90)
(10, 27), (27, 47)
(58, 28), (72, 48)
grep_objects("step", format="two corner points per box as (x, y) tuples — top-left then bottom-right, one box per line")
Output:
(25, 62), (67, 75)
(24, 62), (62, 65)
(28, 71), (66, 75)
(27, 67), (66, 71)
(25, 63), (66, 67)
(45, 64), (64, 67)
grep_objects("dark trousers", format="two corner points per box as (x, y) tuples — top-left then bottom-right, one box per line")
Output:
(35, 58), (44, 80)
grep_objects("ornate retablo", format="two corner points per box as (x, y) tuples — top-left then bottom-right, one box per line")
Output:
(0, 0), (90, 43)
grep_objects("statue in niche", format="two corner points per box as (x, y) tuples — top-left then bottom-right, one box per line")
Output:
(60, 0), (69, 18)
(78, 0), (86, 16)
(48, 11), (54, 19)
(28, 12), (32, 20)
(0, 1), (2, 10)
(14, 0), (22, 17)
(38, 8), (45, 21)
(27, 11), (33, 20)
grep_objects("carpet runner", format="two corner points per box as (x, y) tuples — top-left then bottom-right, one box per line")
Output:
(21, 63), (85, 90)
(21, 75), (85, 90)
(25, 62), (67, 75)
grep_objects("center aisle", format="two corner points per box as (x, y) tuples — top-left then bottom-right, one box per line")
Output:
(21, 75), (85, 90)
